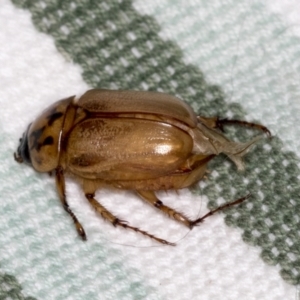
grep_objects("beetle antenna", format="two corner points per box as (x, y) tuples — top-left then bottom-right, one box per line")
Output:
(14, 152), (23, 163)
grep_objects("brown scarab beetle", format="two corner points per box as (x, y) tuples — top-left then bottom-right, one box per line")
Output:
(14, 89), (270, 245)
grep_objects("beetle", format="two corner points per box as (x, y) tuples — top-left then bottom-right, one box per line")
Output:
(14, 89), (270, 245)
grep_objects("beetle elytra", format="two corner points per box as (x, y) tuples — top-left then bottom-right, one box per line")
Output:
(14, 89), (270, 245)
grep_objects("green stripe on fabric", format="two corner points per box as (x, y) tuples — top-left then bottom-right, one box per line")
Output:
(12, 0), (300, 286)
(0, 273), (37, 300)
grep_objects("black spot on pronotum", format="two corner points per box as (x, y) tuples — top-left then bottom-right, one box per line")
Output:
(30, 128), (54, 152)
(47, 111), (63, 126)
(30, 126), (46, 151)
(35, 136), (55, 151)
(42, 136), (54, 146)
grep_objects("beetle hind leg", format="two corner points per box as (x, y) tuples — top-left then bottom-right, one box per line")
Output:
(137, 190), (194, 228)
(137, 191), (251, 230)
(85, 193), (175, 246)
(190, 194), (251, 227)
(198, 116), (271, 137)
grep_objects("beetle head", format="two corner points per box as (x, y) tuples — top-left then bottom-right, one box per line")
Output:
(15, 96), (75, 173)
(14, 124), (32, 165)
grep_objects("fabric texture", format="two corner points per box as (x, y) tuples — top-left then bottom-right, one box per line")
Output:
(1, 0), (300, 299)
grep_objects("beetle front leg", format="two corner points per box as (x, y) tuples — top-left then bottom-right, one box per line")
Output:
(55, 166), (87, 240)
(136, 190), (194, 228)
(85, 193), (175, 246)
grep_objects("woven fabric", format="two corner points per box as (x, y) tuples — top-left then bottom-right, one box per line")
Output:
(1, 0), (300, 299)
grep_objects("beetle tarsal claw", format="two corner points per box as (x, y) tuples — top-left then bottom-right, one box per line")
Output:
(77, 225), (87, 241)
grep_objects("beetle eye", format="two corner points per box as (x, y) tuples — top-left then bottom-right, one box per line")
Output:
(17, 126), (32, 165)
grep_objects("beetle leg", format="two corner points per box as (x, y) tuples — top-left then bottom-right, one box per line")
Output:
(136, 190), (194, 228)
(55, 167), (87, 240)
(217, 118), (271, 137)
(198, 116), (271, 137)
(190, 194), (251, 227)
(85, 193), (175, 246)
(137, 191), (250, 230)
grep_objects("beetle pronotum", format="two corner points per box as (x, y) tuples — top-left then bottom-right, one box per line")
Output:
(14, 89), (270, 245)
